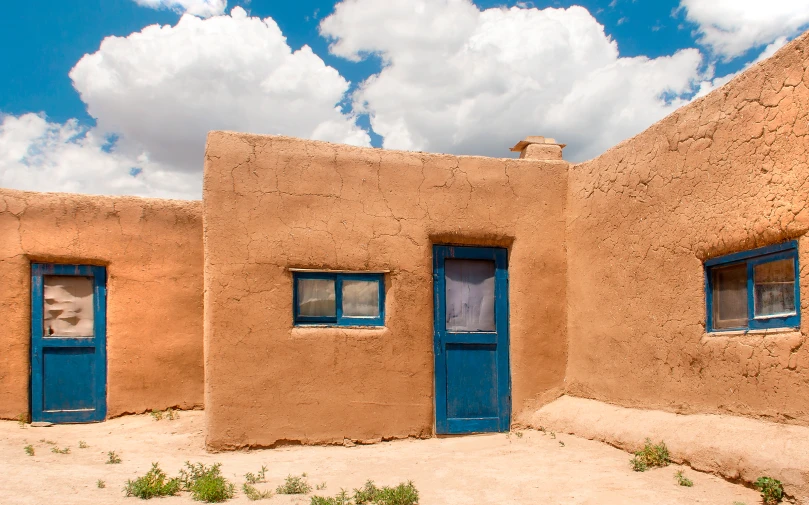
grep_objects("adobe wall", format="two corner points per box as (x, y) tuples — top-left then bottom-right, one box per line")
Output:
(203, 133), (568, 449)
(565, 32), (809, 425)
(0, 188), (204, 419)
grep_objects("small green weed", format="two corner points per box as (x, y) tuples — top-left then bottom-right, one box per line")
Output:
(124, 462), (181, 499)
(17, 413), (27, 428)
(515, 431), (523, 439)
(630, 438), (670, 472)
(150, 408), (179, 421)
(732, 502), (747, 505)
(178, 461), (235, 503)
(312, 480), (419, 505)
(549, 432), (556, 439)
(243, 483), (272, 501)
(317, 482), (327, 490)
(311, 489), (352, 505)
(24, 445), (34, 456)
(106, 451), (122, 464)
(244, 465), (268, 484)
(559, 441), (565, 447)
(79, 440), (88, 449)
(40, 439), (56, 445)
(353, 480), (380, 504)
(277, 474), (312, 495)
(97, 479), (106, 489)
(674, 470), (693, 487)
(755, 477), (784, 505)
(51, 446), (70, 454)
(538, 426), (546, 433)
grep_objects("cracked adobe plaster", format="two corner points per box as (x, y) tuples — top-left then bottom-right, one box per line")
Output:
(0, 189), (204, 419)
(203, 133), (569, 449)
(565, 30), (809, 425)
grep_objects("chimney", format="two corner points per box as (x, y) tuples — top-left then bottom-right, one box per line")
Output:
(510, 136), (566, 160)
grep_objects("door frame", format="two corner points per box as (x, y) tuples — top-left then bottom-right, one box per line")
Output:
(432, 245), (511, 434)
(31, 263), (107, 423)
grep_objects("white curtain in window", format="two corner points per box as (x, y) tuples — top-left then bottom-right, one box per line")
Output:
(298, 278), (336, 317)
(445, 259), (496, 332)
(754, 259), (795, 317)
(342, 280), (379, 317)
(43, 276), (94, 337)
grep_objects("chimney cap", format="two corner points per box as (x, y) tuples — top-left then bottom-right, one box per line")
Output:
(510, 136), (566, 152)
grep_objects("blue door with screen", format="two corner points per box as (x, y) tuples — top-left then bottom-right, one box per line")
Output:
(31, 264), (107, 423)
(433, 246), (510, 434)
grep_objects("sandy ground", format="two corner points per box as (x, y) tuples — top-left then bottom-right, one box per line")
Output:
(0, 411), (760, 505)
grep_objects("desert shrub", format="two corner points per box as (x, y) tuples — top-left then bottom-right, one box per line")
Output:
(312, 480), (419, 505)
(277, 474), (312, 495)
(244, 465), (268, 484)
(674, 470), (693, 487)
(107, 451), (122, 464)
(150, 408), (179, 421)
(311, 490), (351, 505)
(630, 438), (670, 472)
(179, 462), (235, 503)
(97, 479), (106, 489)
(242, 483), (272, 501)
(79, 440), (88, 449)
(755, 477), (784, 505)
(51, 446), (70, 454)
(124, 463), (181, 499)
(373, 481), (419, 505)
(353, 480), (380, 504)
(24, 445), (34, 456)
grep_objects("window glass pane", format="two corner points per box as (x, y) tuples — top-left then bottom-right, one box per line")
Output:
(342, 280), (380, 317)
(297, 278), (336, 317)
(754, 259), (796, 317)
(712, 264), (747, 329)
(445, 259), (496, 332)
(43, 275), (94, 337)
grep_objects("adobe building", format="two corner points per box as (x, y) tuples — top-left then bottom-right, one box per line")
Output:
(0, 191), (204, 421)
(2, 23), (808, 502)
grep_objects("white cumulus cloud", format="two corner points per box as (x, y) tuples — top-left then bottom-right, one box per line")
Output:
(0, 113), (200, 199)
(679, 0), (809, 60)
(1, 7), (369, 199)
(133, 0), (227, 18)
(321, 0), (704, 162)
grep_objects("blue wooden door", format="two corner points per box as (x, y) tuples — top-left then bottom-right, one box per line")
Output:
(31, 264), (107, 423)
(433, 246), (510, 434)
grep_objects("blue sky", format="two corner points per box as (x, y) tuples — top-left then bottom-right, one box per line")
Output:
(1, 0), (808, 198)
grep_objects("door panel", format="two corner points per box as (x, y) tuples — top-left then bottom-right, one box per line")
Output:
(445, 343), (498, 419)
(433, 246), (510, 434)
(31, 264), (107, 423)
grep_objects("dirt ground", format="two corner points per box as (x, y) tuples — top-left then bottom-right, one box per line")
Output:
(0, 411), (760, 505)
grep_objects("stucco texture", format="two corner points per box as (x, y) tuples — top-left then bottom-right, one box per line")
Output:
(565, 31), (809, 425)
(203, 133), (568, 449)
(0, 188), (204, 420)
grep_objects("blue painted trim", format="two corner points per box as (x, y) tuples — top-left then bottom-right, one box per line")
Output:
(433, 245), (511, 435)
(292, 272), (385, 327)
(31, 263), (107, 423)
(704, 240), (798, 267)
(705, 241), (800, 332)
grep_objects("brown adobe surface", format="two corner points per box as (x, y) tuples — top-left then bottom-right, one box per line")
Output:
(203, 133), (569, 449)
(0, 188), (204, 419)
(565, 28), (809, 425)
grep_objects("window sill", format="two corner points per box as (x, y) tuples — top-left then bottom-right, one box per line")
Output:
(290, 326), (389, 338)
(704, 327), (801, 338)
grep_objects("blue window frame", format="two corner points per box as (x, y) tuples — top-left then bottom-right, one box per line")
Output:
(705, 241), (800, 332)
(293, 271), (385, 327)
